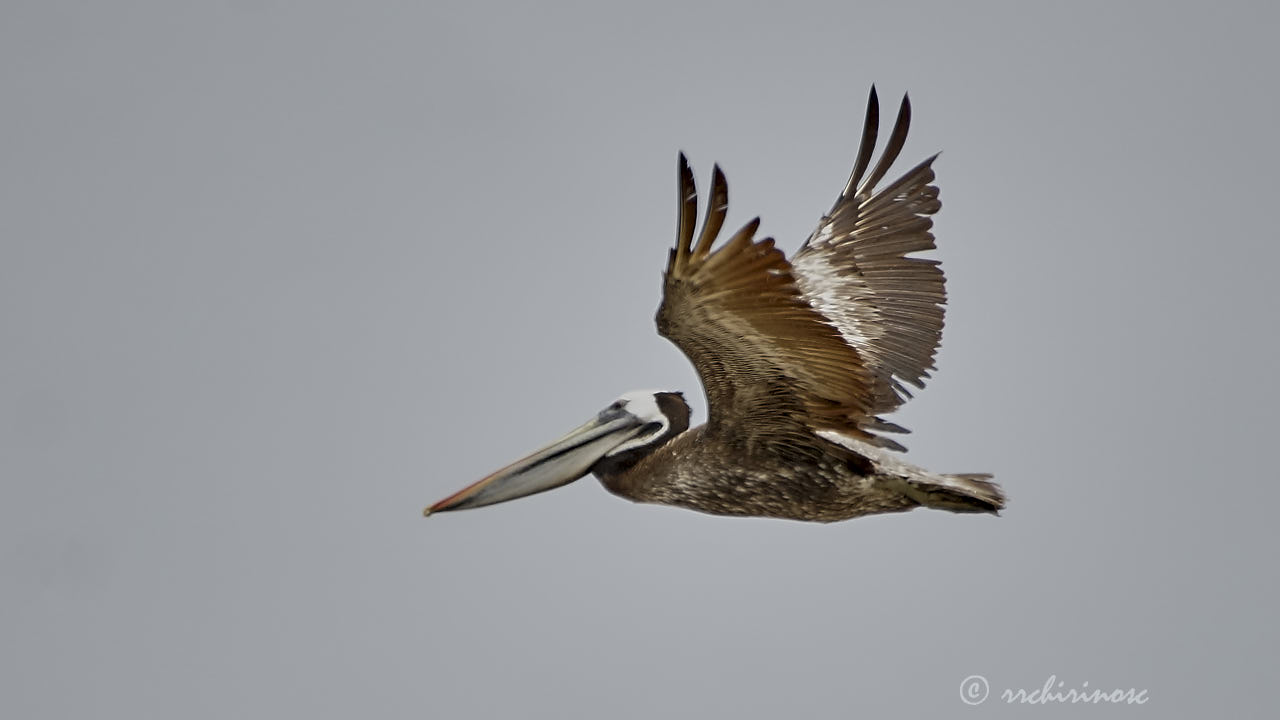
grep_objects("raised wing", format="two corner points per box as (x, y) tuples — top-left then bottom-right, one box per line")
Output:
(792, 87), (946, 427)
(657, 155), (882, 455)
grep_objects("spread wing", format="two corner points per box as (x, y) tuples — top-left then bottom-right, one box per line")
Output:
(792, 87), (946, 430)
(657, 154), (882, 455)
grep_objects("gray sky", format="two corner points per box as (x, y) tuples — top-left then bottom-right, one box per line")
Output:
(3, 1), (1277, 717)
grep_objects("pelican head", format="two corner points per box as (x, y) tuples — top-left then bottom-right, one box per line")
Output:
(424, 390), (690, 515)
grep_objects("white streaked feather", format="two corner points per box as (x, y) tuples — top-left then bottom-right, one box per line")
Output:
(791, 250), (882, 352)
(816, 429), (921, 475)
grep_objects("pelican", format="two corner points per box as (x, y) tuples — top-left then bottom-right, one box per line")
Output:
(425, 88), (1003, 523)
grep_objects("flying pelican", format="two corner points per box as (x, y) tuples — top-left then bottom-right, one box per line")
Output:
(425, 88), (1003, 523)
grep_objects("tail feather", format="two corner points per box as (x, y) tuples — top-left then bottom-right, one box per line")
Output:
(900, 473), (1005, 515)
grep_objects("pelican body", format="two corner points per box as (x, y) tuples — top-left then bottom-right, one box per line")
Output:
(426, 88), (1003, 523)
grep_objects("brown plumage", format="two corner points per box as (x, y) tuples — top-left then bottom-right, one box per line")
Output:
(425, 87), (1003, 523)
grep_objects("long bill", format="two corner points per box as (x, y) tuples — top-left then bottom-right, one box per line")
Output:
(424, 408), (651, 516)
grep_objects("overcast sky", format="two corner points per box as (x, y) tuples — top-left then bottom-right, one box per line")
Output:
(3, 1), (1277, 717)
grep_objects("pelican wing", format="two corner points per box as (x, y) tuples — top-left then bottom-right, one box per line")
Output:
(657, 155), (878, 453)
(792, 87), (946, 422)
